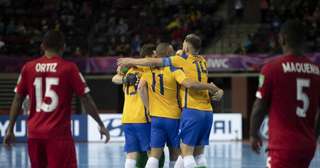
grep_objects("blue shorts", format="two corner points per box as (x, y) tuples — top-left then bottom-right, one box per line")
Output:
(150, 117), (180, 148)
(123, 123), (151, 153)
(179, 108), (213, 146)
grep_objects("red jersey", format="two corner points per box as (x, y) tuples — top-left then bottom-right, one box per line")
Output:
(15, 55), (89, 139)
(256, 54), (320, 151)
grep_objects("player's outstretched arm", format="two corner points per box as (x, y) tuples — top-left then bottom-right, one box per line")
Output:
(138, 80), (149, 111)
(3, 93), (25, 148)
(80, 94), (110, 143)
(181, 79), (222, 95)
(117, 58), (163, 67)
(249, 98), (268, 154)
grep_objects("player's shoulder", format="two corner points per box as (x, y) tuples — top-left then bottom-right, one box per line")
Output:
(171, 53), (188, 60)
(261, 55), (286, 71)
(166, 65), (183, 72)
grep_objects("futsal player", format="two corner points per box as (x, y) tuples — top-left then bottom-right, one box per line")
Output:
(3, 30), (110, 168)
(112, 44), (162, 168)
(250, 20), (320, 168)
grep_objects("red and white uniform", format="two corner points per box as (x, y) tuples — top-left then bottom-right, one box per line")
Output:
(257, 54), (320, 168)
(15, 55), (89, 168)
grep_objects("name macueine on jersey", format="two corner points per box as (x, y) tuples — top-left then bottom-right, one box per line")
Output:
(282, 62), (320, 75)
(14, 55), (89, 139)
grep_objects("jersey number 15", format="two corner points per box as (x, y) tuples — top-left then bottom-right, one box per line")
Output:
(34, 77), (59, 112)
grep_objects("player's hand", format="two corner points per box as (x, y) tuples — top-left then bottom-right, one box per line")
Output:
(3, 130), (15, 148)
(116, 66), (123, 75)
(176, 49), (184, 56)
(211, 89), (224, 101)
(250, 135), (262, 154)
(117, 58), (135, 67)
(99, 126), (110, 143)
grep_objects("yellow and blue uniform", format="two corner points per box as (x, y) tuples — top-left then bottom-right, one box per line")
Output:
(141, 66), (187, 148)
(162, 53), (213, 146)
(122, 67), (150, 152)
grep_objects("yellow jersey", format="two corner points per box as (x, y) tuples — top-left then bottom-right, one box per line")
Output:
(141, 66), (187, 119)
(162, 54), (213, 111)
(121, 67), (149, 123)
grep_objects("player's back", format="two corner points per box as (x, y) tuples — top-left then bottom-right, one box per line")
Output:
(260, 54), (320, 151)
(121, 67), (149, 124)
(15, 55), (89, 139)
(142, 66), (185, 119)
(165, 54), (212, 111)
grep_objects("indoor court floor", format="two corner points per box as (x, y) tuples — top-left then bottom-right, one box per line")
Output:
(0, 142), (319, 168)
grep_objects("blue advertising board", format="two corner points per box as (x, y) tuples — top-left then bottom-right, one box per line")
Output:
(0, 115), (88, 142)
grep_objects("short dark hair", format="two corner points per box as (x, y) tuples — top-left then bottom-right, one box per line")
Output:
(156, 43), (172, 57)
(185, 34), (201, 52)
(140, 43), (155, 57)
(280, 19), (305, 48)
(42, 30), (65, 52)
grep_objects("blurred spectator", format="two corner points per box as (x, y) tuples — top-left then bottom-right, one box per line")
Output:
(116, 19), (128, 35)
(116, 36), (130, 56)
(6, 20), (16, 35)
(0, 37), (5, 49)
(234, 0), (244, 20)
(243, 34), (254, 53)
(131, 34), (141, 55)
(0, 18), (5, 34)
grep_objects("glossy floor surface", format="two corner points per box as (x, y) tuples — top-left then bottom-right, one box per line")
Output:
(0, 142), (319, 168)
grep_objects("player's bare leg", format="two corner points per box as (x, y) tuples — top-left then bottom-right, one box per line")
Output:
(125, 152), (139, 168)
(181, 143), (197, 168)
(168, 147), (180, 168)
(194, 146), (207, 167)
(145, 148), (162, 168)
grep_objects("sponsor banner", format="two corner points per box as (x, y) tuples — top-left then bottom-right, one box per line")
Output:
(88, 113), (242, 142)
(210, 113), (242, 140)
(88, 114), (124, 142)
(1, 53), (319, 73)
(0, 115), (88, 142)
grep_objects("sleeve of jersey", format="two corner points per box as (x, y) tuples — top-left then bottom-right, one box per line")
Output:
(14, 65), (27, 96)
(256, 64), (272, 101)
(174, 69), (187, 85)
(162, 55), (180, 67)
(70, 64), (90, 96)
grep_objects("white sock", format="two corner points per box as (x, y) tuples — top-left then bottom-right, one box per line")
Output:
(174, 156), (184, 168)
(125, 159), (136, 168)
(169, 161), (176, 168)
(183, 155), (197, 168)
(195, 154), (207, 167)
(145, 157), (159, 168)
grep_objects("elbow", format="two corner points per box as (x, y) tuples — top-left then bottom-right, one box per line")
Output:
(183, 81), (194, 89)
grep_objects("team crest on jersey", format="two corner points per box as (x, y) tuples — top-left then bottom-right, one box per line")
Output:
(259, 75), (265, 87)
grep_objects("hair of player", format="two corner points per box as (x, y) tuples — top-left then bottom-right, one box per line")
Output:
(140, 43), (156, 57)
(185, 34), (202, 52)
(156, 42), (172, 58)
(280, 19), (305, 49)
(42, 30), (65, 52)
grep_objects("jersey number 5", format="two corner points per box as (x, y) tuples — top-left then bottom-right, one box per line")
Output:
(34, 77), (59, 112)
(296, 78), (310, 118)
